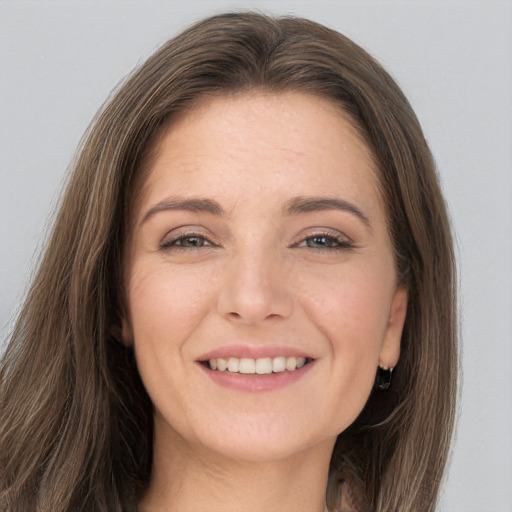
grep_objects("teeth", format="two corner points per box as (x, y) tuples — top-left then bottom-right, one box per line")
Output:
(207, 356), (310, 374)
(228, 357), (239, 373)
(272, 356), (286, 373)
(256, 357), (272, 375)
(239, 358), (255, 374)
(285, 357), (297, 371)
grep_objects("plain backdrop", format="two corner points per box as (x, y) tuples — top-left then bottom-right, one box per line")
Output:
(1, 1), (511, 511)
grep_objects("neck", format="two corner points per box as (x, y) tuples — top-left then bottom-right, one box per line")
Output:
(138, 421), (335, 512)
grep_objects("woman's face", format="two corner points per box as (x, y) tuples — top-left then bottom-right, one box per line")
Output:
(122, 92), (407, 462)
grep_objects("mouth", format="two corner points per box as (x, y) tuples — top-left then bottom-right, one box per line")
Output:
(202, 356), (314, 375)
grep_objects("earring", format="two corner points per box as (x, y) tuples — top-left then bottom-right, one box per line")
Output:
(375, 366), (394, 391)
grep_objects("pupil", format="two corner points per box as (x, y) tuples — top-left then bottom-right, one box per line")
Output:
(310, 236), (329, 247)
(184, 237), (201, 247)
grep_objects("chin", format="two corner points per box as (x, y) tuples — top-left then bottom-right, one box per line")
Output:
(183, 411), (340, 463)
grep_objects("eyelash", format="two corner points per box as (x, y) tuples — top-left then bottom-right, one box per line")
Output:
(160, 232), (217, 250)
(292, 231), (354, 251)
(160, 231), (353, 252)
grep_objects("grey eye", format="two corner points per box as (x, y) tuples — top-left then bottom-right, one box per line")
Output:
(177, 236), (208, 247)
(306, 236), (340, 248)
(161, 234), (214, 250)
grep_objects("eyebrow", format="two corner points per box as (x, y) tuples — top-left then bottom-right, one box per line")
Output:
(142, 197), (225, 224)
(283, 196), (371, 226)
(141, 195), (370, 227)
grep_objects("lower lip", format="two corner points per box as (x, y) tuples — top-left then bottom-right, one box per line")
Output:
(198, 361), (316, 392)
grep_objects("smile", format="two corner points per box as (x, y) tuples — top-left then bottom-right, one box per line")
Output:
(206, 356), (312, 374)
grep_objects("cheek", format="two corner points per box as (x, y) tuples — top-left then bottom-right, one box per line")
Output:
(297, 266), (394, 411)
(126, 263), (216, 362)
(302, 267), (394, 347)
(125, 264), (217, 428)
(129, 263), (209, 326)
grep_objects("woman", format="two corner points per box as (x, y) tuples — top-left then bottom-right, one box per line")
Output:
(0, 12), (457, 512)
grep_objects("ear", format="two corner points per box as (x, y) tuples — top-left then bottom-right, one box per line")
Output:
(379, 286), (408, 368)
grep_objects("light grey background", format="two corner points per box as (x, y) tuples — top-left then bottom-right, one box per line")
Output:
(1, 1), (511, 511)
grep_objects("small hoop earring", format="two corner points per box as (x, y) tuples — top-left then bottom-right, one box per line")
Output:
(375, 366), (394, 391)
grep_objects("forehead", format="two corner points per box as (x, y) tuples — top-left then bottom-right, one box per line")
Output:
(134, 91), (382, 220)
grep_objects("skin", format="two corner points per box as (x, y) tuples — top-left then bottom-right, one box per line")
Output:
(122, 91), (408, 512)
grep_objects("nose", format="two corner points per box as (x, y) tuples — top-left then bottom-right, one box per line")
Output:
(217, 247), (293, 325)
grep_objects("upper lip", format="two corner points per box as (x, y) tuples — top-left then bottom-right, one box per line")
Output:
(197, 345), (315, 361)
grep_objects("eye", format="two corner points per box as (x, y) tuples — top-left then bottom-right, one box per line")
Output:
(161, 233), (216, 250)
(306, 235), (342, 249)
(294, 232), (354, 251)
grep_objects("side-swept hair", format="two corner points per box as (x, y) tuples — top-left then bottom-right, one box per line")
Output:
(1, 12), (457, 512)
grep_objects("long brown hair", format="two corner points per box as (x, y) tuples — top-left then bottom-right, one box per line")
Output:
(1, 12), (457, 512)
